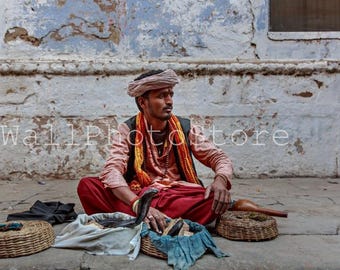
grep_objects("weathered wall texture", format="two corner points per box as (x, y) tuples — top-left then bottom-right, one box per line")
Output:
(0, 0), (339, 180)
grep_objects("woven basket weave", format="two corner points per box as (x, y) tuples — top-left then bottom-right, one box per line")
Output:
(0, 220), (55, 258)
(141, 235), (167, 260)
(215, 211), (278, 241)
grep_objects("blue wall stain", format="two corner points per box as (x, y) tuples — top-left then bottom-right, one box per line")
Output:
(200, 4), (216, 22)
(22, 0), (118, 53)
(256, 0), (268, 31)
(10, 0), (249, 57)
(124, 0), (237, 57)
(209, 0), (244, 26)
(124, 0), (187, 57)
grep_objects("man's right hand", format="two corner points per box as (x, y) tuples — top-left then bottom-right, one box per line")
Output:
(204, 176), (231, 214)
(144, 207), (168, 234)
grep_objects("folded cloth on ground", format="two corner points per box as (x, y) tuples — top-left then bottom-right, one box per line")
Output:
(53, 213), (142, 260)
(141, 219), (230, 270)
(7, 200), (77, 225)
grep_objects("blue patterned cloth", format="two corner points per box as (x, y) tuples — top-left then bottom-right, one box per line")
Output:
(141, 219), (229, 270)
(0, 222), (23, 231)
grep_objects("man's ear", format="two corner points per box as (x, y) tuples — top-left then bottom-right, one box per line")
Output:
(138, 96), (146, 110)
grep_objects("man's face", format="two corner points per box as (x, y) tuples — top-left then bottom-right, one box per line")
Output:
(140, 87), (174, 121)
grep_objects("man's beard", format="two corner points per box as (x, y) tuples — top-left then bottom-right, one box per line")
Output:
(149, 105), (172, 121)
(162, 114), (172, 121)
(154, 112), (171, 121)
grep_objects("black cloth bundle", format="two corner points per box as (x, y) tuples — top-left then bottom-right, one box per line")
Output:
(7, 200), (77, 225)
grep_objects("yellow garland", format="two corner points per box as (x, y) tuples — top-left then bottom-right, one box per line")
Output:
(130, 112), (200, 190)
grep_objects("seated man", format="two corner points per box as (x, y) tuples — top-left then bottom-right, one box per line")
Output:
(77, 69), (233, 233)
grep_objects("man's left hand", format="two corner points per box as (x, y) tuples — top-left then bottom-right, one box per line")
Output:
(204, 175), (231, 214)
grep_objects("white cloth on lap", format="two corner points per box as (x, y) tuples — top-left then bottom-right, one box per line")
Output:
(53, 212), (141, 260)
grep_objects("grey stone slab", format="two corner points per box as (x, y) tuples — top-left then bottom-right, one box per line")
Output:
(277, 213), (340, 235)
(1, 178), (340, 270)
(0, 248), (84, 270)
(1, 235), (339, 270)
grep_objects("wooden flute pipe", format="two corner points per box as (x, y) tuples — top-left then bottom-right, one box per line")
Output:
(230, 199), (288, 218)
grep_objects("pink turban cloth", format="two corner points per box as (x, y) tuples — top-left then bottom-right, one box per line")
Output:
(127, 69), (179, 97)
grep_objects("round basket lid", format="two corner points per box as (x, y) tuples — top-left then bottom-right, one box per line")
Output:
(216, 211), (278, 241)
(0, 220), (55, 258)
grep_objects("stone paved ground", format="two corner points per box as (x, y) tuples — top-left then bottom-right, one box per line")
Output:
(0, 178), (340, 270)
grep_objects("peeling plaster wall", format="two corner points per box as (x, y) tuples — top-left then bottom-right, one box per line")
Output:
(0, 0), (340, 180)
(1, 0), (255, 59)
(1, 0), (340, 60)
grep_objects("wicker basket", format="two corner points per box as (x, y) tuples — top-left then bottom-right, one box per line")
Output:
(215, 211), (278, 241)
(0, 220), (55, 258)
(141, 235), (167, 260)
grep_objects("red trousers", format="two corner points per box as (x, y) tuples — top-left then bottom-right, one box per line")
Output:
(77, 177), (219, 225)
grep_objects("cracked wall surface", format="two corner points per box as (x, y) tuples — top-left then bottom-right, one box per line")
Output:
(2, 0), (340, 60)
(1, 0), (255, 59)
(0, 0), (340, 180)
(0, 71), (339, 180)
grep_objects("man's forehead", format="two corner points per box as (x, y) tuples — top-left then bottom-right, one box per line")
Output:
(150, 86), (174, 94)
